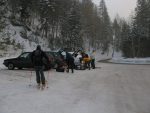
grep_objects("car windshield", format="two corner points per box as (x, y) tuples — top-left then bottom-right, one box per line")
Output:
(46, 52), (54, 58)
(52, 52), (60, 58)
(19, 53), (30, 59)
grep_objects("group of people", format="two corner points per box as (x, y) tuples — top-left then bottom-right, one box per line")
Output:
(79, 50), (96, 70)
(58, 49), (96, 73)
(31, 45), (96, 88)
(31, 45), (75, 88)
(59, 50), (75, 73)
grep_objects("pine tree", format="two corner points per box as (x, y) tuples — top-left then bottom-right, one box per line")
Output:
(61, 0), (82, 50)
(0, 0), (7, 31)
(112, 17), (121, 51)
(120, 20), (131, 57)
(98, 0), (112, 53)
(91, 5), (102, 49)
(131, 0), (150, 57)
(80, 0), (94, 49)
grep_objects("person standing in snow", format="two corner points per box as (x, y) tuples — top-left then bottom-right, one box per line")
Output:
(65, 51), (75, 73)
(31, 45), (49, 88)
(74, 53), (79, 69)
(83, 54), (91, 70)
(90, 50), (96, 69)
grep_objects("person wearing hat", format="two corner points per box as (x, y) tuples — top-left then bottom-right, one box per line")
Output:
(31, 45), (49, 88)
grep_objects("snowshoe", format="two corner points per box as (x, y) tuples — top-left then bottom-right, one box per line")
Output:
(37, 83), (41, 89)
(41, 84), (46, 90)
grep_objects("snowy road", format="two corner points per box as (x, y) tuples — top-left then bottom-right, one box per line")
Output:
(0, 63), (150, 113)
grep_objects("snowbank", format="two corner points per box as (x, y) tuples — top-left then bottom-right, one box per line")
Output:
(109, 57), (150, 65)
(0, 21), (51, 58)
(96, 49), (150, 65)
(0, 57), (8, 70)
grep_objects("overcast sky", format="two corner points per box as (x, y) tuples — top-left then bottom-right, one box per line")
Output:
(92, 0), (137, 20)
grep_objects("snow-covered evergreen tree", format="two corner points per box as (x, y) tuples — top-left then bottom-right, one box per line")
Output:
(98, 0), (112, 53)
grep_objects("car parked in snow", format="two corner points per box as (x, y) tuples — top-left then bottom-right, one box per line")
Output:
(3, 51), (63, 70)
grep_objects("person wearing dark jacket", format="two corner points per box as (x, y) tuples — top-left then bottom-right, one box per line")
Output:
(65, 52), (74, 73)
(31, 45), (49, 87)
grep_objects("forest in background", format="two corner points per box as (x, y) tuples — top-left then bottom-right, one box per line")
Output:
(0, 0), (150, 57)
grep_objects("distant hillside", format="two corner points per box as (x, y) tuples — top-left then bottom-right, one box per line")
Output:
(0, 0), (115, 57)
(0, 19), (51, 57)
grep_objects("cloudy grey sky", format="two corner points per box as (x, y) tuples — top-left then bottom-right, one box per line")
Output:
(92, 0), (137, 19)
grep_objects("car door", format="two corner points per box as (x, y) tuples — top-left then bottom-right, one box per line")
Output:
(45, 52), (54, 67)
(17, 52), (32, 68)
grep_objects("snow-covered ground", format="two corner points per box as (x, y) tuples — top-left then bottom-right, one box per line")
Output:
(1, 56), (150, 113)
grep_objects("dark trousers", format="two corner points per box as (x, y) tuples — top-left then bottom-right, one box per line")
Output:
(91, 59), (95, 69)
(35, 66), (45, 84)
(84, 61), (91, 70)
(66, 60), (74, 73)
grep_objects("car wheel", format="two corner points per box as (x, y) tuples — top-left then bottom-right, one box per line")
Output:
(8, 63), (15, 70)
(80, 64), (85, 70)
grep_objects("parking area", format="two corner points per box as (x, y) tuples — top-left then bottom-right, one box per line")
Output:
(0, 63), (150, 113)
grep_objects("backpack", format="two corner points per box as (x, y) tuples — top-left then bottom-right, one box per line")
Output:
(33, 50), (42, 63)
(66, 52), (74, 61)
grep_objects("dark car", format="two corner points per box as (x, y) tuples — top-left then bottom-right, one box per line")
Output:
(3, 51), (64, 70)
(45, 51), (64, 68)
